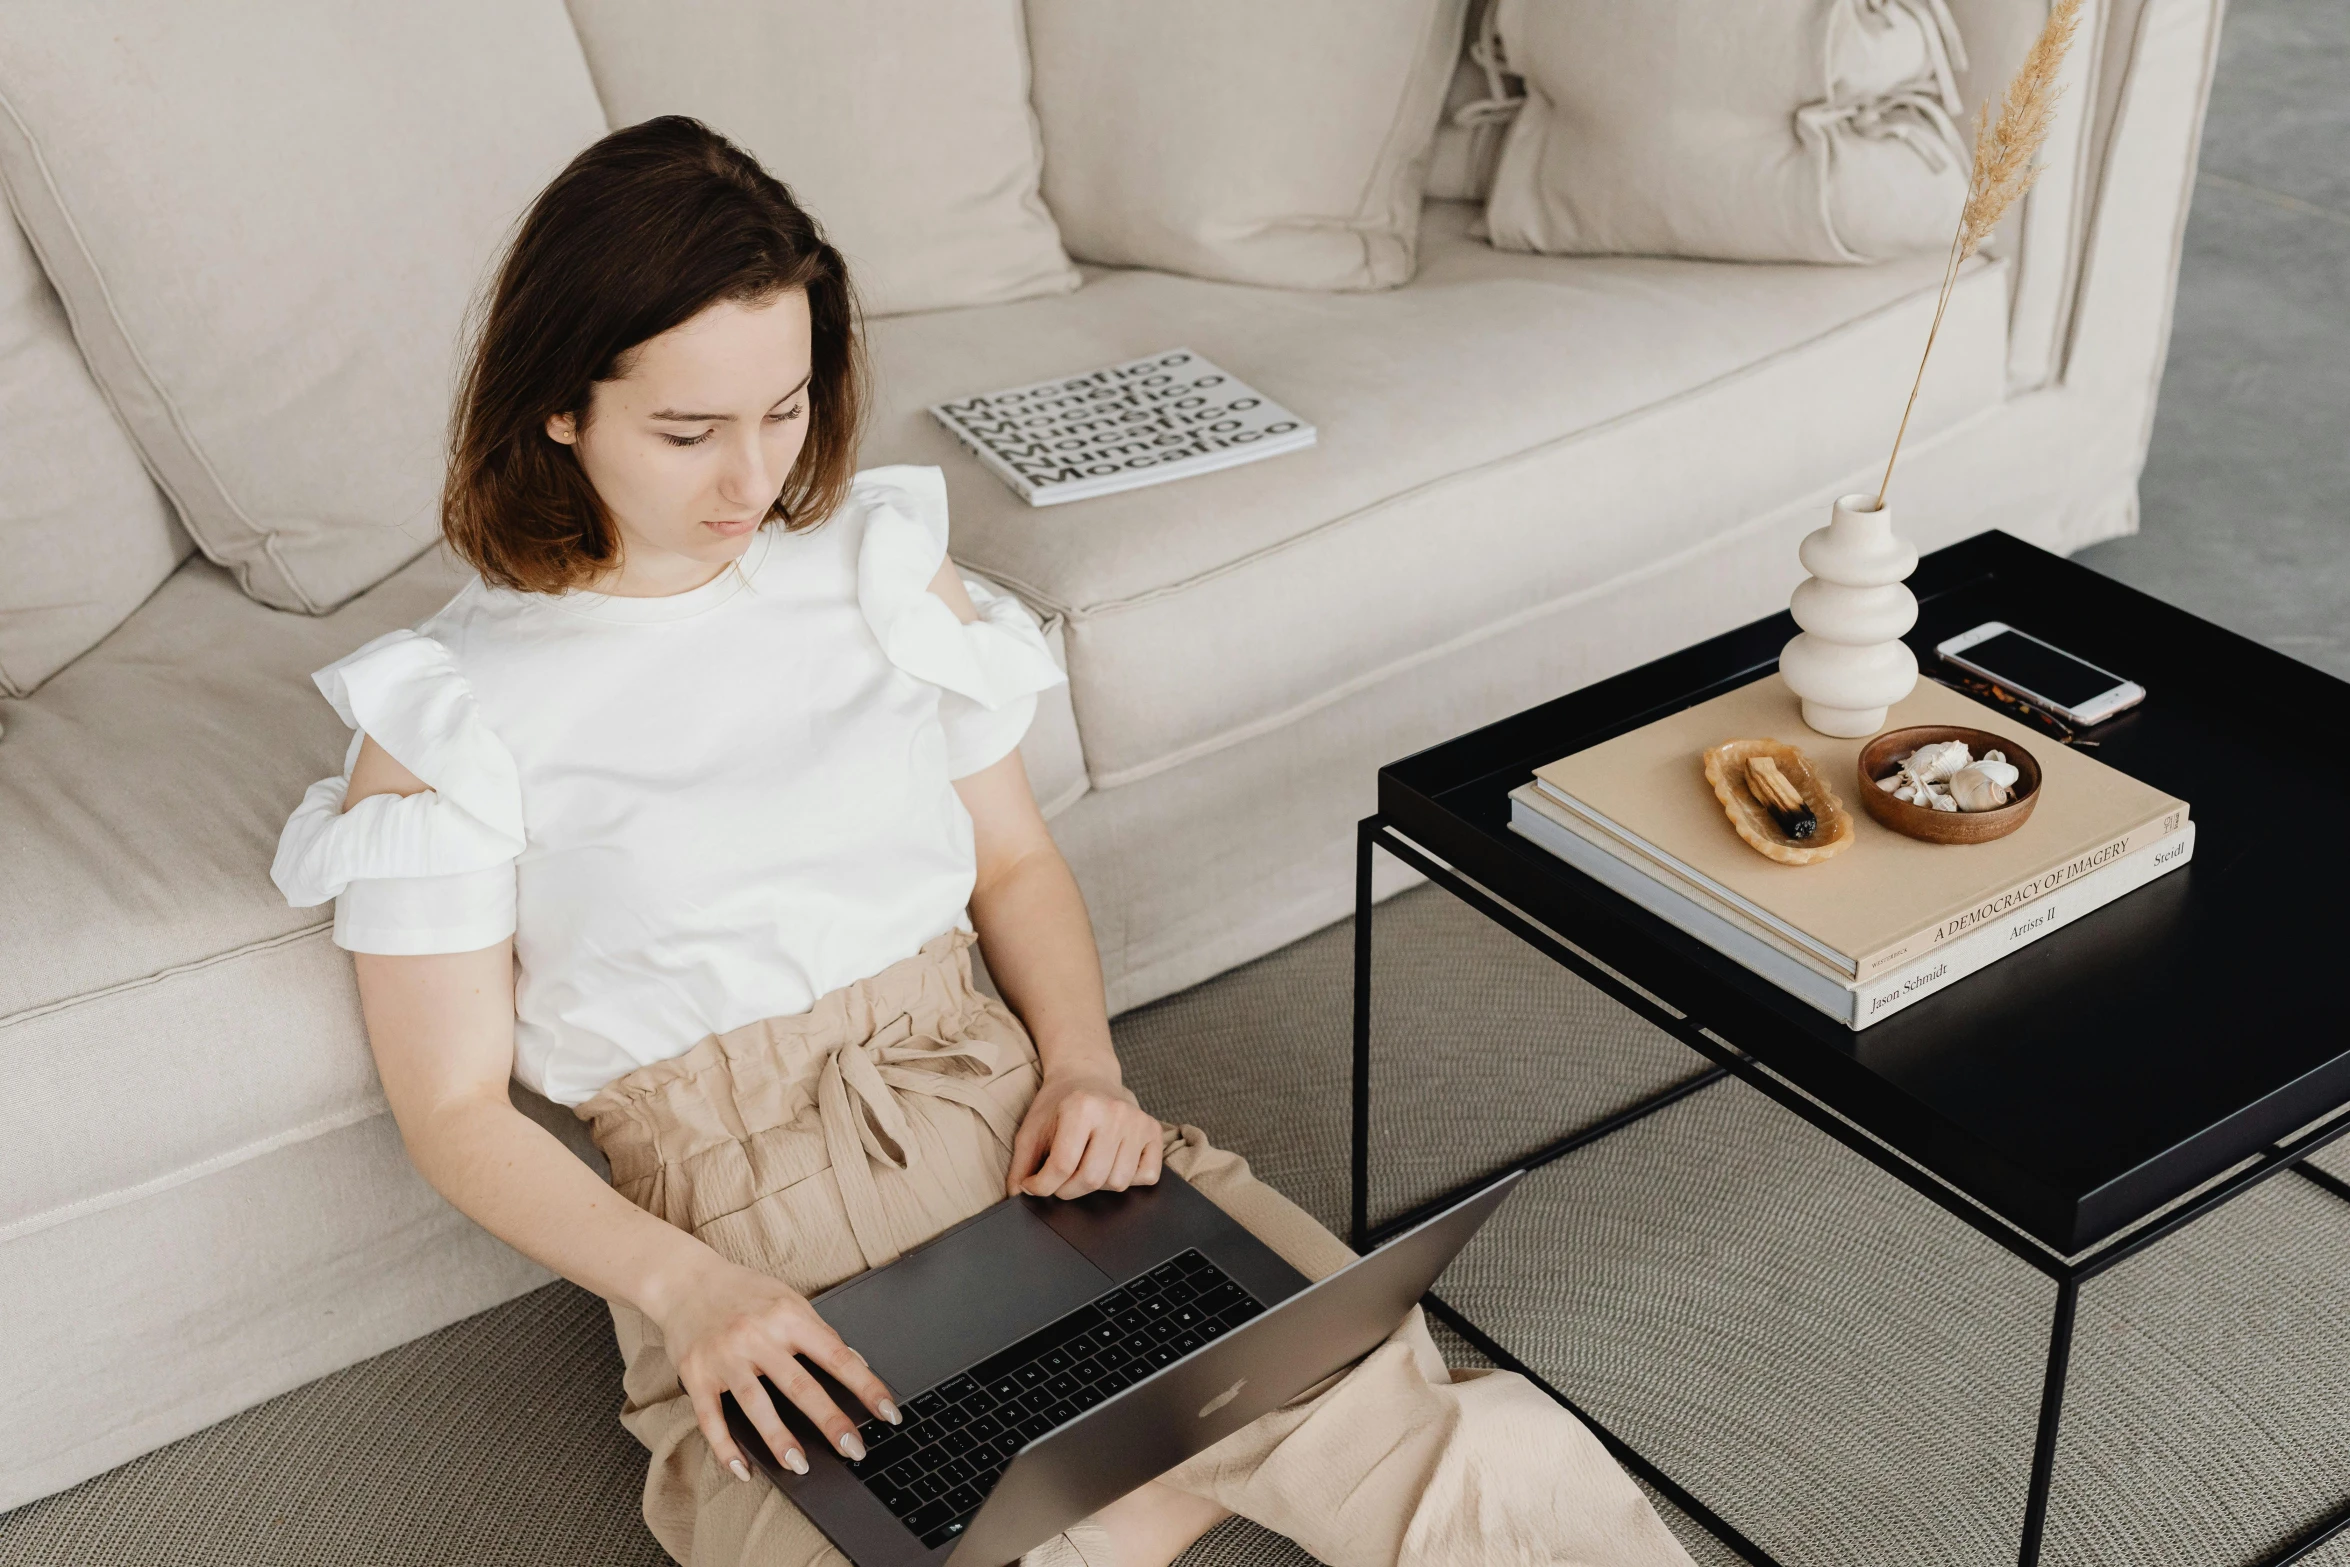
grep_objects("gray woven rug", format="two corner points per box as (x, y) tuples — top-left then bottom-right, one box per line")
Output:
(4, 883), (2345, 1567)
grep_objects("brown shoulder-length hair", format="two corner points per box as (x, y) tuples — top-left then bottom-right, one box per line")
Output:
(443, 116), (867, 594)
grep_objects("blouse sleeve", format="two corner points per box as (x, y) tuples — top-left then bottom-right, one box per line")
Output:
(269, 628), (527, 955)
(853, 465), (1068, 779)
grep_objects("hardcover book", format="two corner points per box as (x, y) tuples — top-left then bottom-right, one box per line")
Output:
(1510, 784), (2195, 1027)
(928, 348), (1316, 507)
(1527, 675), (2190, 983)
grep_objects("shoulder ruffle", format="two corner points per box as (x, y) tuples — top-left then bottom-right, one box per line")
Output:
(270, 629), (527, 909)
(852, 465), (1066, 711)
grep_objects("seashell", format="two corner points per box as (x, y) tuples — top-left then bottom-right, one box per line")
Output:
(1904, 740), (1973, 781)
(1875, 773), (1903, 792)
(1930, 793), (1959, 812)
(1973, 758), (2020, 790)
(1948, 769), (2007, 811)
(1948, 760), (2019, 812)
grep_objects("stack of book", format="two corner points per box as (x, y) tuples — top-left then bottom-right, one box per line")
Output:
(1508, 675), (2193, 1028)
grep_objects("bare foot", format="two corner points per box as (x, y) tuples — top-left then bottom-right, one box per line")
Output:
(1087, 1481), (1231, 1567)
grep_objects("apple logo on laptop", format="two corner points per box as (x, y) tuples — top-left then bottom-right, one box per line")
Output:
(1197, 1379), (1246, 1419)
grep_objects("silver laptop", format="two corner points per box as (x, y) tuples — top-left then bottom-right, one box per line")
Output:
(723, 1166), (1522, 1567)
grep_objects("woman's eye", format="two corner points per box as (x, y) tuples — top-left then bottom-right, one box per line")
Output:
(659, 403), (796, 447)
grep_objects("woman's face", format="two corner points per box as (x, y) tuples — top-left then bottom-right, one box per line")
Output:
(546, 286), (814, 594)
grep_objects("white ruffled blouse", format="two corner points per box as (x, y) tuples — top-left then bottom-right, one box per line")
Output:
(270, 465), (1067, 1107)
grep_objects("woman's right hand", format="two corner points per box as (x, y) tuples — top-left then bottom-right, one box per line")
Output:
(650, 1252), (901, 1481)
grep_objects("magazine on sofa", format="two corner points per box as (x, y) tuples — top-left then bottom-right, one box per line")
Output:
(928, 348), (1316, 506)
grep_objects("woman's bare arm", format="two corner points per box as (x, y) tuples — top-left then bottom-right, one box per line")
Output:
(952, 749), (1116, 1078)
(956, 748), (1161, 1200)
(929, 562), (1163, 1200)
(352, 945), (714, 1325)
(345, 739), (712, 1313)
(341, 737), (896, 1482)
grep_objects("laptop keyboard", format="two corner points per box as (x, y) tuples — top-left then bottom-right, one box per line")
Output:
(838, 1248), (1265, 1548)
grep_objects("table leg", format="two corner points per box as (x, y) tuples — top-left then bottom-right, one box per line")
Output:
(2296, 1161), (2350, 1208)
(1355, 821), (2350, 1566)
(1351, 816), (1377, 1251)
(2018, 1275), (2080, 1567)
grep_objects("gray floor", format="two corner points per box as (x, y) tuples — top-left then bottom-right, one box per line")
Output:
(6, 3), (2347, 1565)
(2073, 0), (2350, 678)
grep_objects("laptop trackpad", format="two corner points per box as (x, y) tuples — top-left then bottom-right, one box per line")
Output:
(811, 1199), (1111, 1396)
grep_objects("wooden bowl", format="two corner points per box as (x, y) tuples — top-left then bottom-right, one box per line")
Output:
(1857, 726), (2042, 845)
(1701, 738), (1854, 865)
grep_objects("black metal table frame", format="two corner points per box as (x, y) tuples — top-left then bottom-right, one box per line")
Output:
(1349, 817), (2350, 1567)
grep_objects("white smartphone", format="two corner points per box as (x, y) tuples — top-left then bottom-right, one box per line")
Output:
(1936, 622), (2146, 726)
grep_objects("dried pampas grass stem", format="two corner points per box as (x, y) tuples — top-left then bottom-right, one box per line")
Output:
(1876, 0), (2085, 507)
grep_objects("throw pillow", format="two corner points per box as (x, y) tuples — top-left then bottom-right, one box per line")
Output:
(563, 0), (1079, 320)
(1425, 0), (1521, 203)
(0, 1), (609, 615)
(0, 207), (188, 698)
(1028, 0), (1471, 291)
(1482, 0), (1972, 264)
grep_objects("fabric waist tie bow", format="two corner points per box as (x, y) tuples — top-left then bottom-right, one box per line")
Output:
(815, 1009), (1025, 1271)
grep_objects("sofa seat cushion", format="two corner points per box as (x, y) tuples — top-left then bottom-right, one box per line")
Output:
(0, 548), (1081, 1245)
(861, 197), (2008, 788)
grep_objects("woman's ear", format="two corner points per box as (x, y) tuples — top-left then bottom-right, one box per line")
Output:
(544, 410), (578, 445)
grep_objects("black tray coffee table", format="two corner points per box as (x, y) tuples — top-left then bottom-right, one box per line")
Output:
(1351, 529), (2350, 1567)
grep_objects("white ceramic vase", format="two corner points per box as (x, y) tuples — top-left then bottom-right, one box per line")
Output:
(1779, 492), (1920, 737)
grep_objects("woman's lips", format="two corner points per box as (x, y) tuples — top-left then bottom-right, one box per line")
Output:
(702, 515), (759, 536)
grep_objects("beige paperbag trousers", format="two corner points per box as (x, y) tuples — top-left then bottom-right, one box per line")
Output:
(574, 929), (1694, 1567)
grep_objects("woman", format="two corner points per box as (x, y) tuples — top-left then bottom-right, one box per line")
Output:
(272, 116), (1693, 1567)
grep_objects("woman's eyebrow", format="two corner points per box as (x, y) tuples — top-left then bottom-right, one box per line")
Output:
(648, 371), (813, 422)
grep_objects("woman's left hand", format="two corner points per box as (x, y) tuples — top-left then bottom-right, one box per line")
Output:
(1007, 1068), (1164, 1199)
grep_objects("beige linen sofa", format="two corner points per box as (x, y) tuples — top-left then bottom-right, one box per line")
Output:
(0, 0), (2220, 1508)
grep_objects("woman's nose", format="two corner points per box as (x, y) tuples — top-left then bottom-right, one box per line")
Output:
(718, 428), (774, 510)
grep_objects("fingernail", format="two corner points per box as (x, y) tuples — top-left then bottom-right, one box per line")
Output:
(784, 1448), (809, 1476)
(839, 1431), (866, 1462)
(852, 1349), (869, 1367)
(878, 1399), (901, 1425)
(729, 1458), (752, 1483)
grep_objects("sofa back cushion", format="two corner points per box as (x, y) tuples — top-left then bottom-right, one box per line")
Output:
(0, 207), (189, 698)
(0, 1), (609, 615)
(1482, 0), (1971, 264)
(564, 0), (1079, 320)
(1028, 0), (1470, 290)
(1425, 0), (1518, 202)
